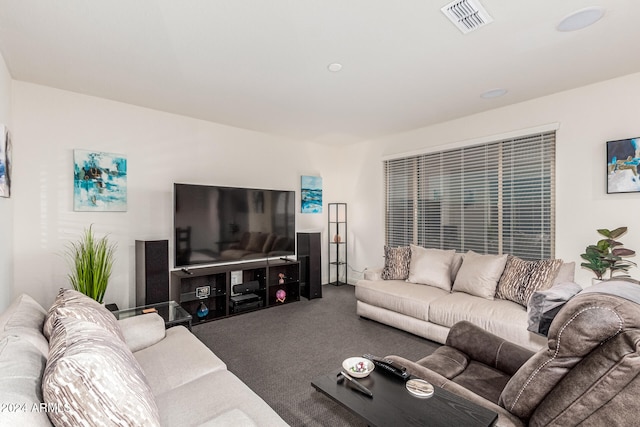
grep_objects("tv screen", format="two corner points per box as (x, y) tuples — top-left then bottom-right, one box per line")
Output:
(173, 184), (296, 268)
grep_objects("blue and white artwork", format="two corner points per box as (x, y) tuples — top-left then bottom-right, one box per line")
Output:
(607, 138), (640, 194)
(74, 149), (127, 211)
(301, 175), (322, 213)
(0, 125), (10, 198)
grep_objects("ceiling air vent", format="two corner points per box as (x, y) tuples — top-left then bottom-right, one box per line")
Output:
(441, 0), (493, 34)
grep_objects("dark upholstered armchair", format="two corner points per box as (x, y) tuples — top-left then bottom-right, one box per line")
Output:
(386, 280), (640, 427)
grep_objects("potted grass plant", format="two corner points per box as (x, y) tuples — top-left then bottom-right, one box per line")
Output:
(65, 225), (116, 303)
(580, 226), (636, 281)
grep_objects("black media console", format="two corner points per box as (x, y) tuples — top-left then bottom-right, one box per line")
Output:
(170, 259), (300, 324)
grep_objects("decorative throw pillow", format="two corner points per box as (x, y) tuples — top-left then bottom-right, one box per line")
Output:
(407, 245), (456, 291)
(43, 317), (161, 427)
(496, 256), (564, 307)
(527, 282), (583, 336)
(0, 294), (50, 356)
(452, 251), (508, 300)
(381, 246), (411, 280)
(43, 288), (124, 342)
(552, 262), (575, 286)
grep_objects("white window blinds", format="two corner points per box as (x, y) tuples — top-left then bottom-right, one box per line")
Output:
(384, 131), (556, 260)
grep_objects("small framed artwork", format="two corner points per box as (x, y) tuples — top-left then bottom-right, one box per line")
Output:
(0, 125), (10, 198)
(301, 175), (322, 213)
(73, 149), (128, 211)
(607, 137), (640, 194)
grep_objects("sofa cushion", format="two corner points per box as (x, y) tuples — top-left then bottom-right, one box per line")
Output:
(134, 325), (228, 396)
(154, 369), (287, 427)
(43, 288), (125, 342)
(496, 256), (563, 307)
(118, 312), (167, 352)
(452, 251), (508, 300)
(407, 245), (455, 291)
(0, 334), (52, 426)
(199, 408), (257, 427)
(355, 279), (449, 322)
(43, 317), (160, 426)
(381, 245), (411, 280)
(0, 293), (47, 332)
(0, 293), (49, 356)
(428, 292), (546, 351)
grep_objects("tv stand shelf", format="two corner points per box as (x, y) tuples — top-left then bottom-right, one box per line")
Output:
(171, 259), (300, 324)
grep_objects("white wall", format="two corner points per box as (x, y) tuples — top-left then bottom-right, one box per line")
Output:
(0, 52), (12, 311)
(11, 82), (333, 309)
(10, 72), (640, 310)
(348, 72), (640, 287)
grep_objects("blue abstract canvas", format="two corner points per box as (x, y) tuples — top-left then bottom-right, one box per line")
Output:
(0, 125), (10, 198)
(607, 138), (640, 194)
(301, 175), (322, 213)
(74, 149), (127, 211)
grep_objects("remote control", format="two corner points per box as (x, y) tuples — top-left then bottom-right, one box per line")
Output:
(363, 354), (410, 380)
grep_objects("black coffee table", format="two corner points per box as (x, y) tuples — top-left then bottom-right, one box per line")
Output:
(311, 369), (497, 427)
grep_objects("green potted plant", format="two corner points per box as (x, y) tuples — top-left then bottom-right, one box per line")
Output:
(580, 226), (636, 280)
(65, 225), (116, 303)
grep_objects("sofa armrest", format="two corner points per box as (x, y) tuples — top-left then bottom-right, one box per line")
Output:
(446, 321), (534, 376)
(385, 355), (525, 427)
(118, 313), (166, 352)
(363, 267), (383, 281)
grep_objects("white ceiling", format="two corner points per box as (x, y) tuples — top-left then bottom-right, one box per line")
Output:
(1, 1), (639, 144)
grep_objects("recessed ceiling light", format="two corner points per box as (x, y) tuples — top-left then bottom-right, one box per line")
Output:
(327, 63), (343, 72)
(557, 7), (605, 32)
(481, 88), (507, 99)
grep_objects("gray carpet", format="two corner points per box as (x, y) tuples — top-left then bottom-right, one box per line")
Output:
(192, 284), (440, 426)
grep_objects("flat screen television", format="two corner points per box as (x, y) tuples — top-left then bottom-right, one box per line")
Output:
(173, 183), (296, 268)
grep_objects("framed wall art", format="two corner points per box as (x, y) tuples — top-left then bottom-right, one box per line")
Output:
(607, 137), (640, 194)
(301, 175), (322, 213)
(73, 149), (127, 211)
(0, 125), (10, 198)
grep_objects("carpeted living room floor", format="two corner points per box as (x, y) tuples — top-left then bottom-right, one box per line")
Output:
(193, 284), (440, 426)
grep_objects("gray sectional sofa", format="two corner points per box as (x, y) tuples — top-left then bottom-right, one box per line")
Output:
(355, 245), (576, 352)
(0, 290), (288, 427)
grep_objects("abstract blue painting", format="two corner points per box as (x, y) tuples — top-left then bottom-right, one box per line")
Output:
(607, 137), (640, 194)
(74, 149), (127, 211)
(0, 125), (10, 198)
(301, 175), (322, 213)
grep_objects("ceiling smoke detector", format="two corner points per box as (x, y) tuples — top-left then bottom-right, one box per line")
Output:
(441, 0), (493, 34)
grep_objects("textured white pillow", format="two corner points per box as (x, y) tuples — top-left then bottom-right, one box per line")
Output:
(43, 288), (125, 342)
(43, 317), (160, 427)
(452, 251), (509, 300)
(407, 245), (456, 291)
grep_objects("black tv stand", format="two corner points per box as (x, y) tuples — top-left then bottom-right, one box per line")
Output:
(170, 259), (300, 324)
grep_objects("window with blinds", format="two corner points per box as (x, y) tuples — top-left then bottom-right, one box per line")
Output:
(384, 131), (555, 260)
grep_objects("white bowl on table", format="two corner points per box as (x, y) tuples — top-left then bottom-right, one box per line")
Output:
(342, 357), (375, 378)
